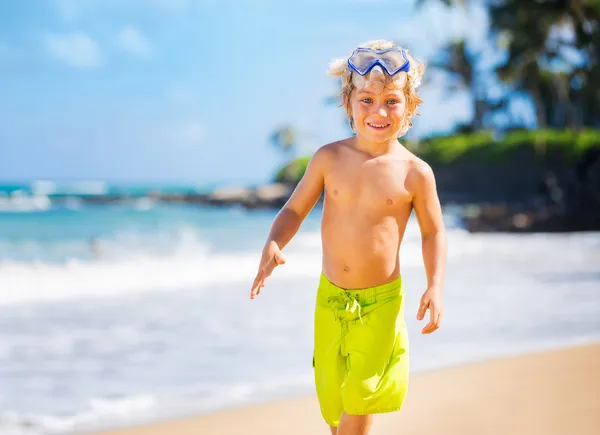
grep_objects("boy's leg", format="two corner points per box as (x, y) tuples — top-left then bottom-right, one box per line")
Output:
(336, 413), (373, 435)
(337, 282), (408, 434)
(315, 274), (346, 429)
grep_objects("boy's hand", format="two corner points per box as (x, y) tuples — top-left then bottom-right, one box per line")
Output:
(416, 286), (443, 334)
(250, 242), (286, 299)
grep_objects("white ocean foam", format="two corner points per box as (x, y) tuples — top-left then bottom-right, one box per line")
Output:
(0, 193), (51, 212)
(0, 325), (146, 363)
(0, 252), (253, 306)
(0, 376), (318, 435)
(0, 394), (158, 435)
(30, 181), (57, 196)
(0, 225), (321, 306)
(0, 226), (490, 306)
(3, 222), (594, 307)
(30, 180), (108, 196)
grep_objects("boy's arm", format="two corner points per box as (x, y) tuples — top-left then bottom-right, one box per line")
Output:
(250, 146), (330, 299)
(411, 161), (447, 334)
(264, 146), (329, 250)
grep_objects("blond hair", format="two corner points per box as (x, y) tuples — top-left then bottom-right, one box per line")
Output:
(327, 40), (426, 135)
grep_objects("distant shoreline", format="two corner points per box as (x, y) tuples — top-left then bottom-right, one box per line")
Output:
(2, 181), (600, 234)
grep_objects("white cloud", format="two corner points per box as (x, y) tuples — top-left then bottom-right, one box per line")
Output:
(162, 119), (206, 148)
(116, 26), (154, 59)
(44, 32), (103, 68)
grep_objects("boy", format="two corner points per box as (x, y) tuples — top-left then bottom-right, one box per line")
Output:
(250, 40), (446, 435)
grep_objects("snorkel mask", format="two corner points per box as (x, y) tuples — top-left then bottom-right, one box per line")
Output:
(345, 46), (411, 92)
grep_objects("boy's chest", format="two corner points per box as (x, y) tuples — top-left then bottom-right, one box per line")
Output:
(324, 160), (412, 206)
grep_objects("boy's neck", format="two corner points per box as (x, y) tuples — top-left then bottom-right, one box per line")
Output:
(353, 134), (403, 157)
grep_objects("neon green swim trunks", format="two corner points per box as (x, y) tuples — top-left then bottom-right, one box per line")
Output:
(312, 273), (409, 427)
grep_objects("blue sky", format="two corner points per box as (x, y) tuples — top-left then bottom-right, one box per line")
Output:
(0, 0), (489, 184)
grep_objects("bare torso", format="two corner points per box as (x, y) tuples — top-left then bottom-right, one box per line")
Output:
(321, 138), (416, 289)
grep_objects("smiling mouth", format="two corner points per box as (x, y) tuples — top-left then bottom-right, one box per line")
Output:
(367, 122), (391, 130)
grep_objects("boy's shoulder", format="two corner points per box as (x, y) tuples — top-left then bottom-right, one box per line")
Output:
(310, 138), (353, 166)
(393, 144), (432, 172)
(399, 147), (436, 193)
(316, 138), (353, 155)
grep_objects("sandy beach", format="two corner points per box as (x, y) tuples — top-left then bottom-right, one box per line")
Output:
(85, 342), (600, 435)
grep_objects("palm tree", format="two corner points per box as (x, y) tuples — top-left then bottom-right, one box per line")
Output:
(489, 0), (600, 128)
(420, 0), (600, 129)
(269, 125), (297, 160)
(429, 39), (488, 130)
(269, 125), (299, 183)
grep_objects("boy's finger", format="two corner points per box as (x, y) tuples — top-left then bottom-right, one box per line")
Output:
(274, 252), (286, 265)
(250, 272), (264, 299)
(422, 322), (438, 334)
(252, 271), (262, 289)
(422, 311), (440, 334)
(430, 306), (438, 322)
(431, 307), (441, 327)
(423, 312), (437, 333)
(416, 300), (428, 320)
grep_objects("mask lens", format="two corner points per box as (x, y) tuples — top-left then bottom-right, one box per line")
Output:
(349, 48), (409, 76)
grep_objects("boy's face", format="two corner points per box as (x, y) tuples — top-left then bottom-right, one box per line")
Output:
(349, 75), (407, 142)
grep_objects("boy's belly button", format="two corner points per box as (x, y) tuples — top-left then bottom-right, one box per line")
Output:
(344, 266), (350, 272)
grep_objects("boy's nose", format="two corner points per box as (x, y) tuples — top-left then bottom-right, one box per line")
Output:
(376, 107), (388, 117)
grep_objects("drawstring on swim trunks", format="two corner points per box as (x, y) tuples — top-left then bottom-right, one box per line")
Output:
(327, 293), (364, 324)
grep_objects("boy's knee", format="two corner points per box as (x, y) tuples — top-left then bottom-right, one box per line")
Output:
(341, 412), (373, 430)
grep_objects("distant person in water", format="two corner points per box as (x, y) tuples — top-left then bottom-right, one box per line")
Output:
(250, 40), (447, 434)
(90, 238), (103, 259)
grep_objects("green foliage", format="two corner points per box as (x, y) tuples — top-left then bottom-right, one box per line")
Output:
(419, 128), (600, 164)
(419, 131), (495, 162)
(274, 129), (600, 183)
(501, 129), (600, 159)
(274, 156), (311, 183)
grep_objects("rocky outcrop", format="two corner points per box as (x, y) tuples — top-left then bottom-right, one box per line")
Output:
(62, 183), (294, 209)
(203, 183), (294, 208)
(461, 146), (600, 232)
(463, 204), (600, 233)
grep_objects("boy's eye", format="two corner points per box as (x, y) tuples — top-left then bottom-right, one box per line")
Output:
(361, 98), (373, 103)
(387, 99), (399, 105)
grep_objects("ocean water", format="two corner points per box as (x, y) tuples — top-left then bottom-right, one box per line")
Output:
(0, 183), (599, 435)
